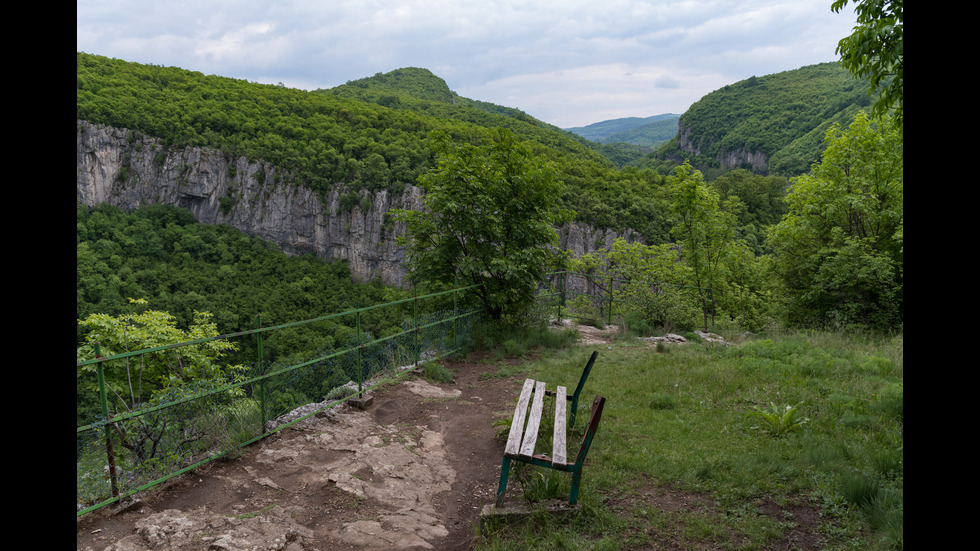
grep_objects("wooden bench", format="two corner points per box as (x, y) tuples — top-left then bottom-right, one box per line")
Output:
(495, 376), (606, 506)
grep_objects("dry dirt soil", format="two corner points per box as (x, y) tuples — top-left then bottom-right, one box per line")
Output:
(77, 326), (828, 551)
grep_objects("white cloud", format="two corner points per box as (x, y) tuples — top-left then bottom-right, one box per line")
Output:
(77, 0), (858, 127)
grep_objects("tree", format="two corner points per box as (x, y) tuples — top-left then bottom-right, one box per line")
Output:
(669, 162), (738, 331)
(572, 238), (699, 332)
(77, 298), (244, 413)
(832, 0), (903, 126)
(394, 128), (571, 321)
(767, 112), (902, 330)
(77, 299), (247, 469)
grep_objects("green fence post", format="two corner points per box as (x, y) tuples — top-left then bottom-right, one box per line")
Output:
(414, 293), (420, 366)
(256, 315), (267, 434)
(94, 342), (120, 499)
(356, 303), (363, 393)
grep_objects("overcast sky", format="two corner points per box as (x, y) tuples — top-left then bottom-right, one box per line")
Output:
(77, 0), (858, 129)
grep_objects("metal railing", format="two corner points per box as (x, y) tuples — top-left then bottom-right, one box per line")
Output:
(76, 285), (483, 516)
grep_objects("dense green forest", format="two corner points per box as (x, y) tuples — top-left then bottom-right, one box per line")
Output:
(647, 62), (874, 177)
(76, 202), (408, 364)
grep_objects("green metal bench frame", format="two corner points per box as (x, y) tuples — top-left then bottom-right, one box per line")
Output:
(495, 376), (606, 507)
(546, 349), (598, 429)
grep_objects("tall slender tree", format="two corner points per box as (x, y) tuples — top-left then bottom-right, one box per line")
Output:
(669, 162), (737, 331)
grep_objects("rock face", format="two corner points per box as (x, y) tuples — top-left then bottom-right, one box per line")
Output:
(677, 121), (768, 172)
(76, 120), (639, 286)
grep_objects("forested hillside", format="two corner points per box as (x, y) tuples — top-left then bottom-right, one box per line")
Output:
(76, 53), (674, 243)
(76, 52), (900, 336)
(646, 62), (873, 177)
(76, 203), (404, 363)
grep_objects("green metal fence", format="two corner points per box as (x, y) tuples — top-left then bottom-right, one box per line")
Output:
(76, 285), (483, 516)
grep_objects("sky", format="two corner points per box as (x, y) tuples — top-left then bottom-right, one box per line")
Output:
(77, 0), (858, 129)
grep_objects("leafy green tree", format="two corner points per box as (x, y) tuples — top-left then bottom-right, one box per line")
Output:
(572, 238), (700, 332)
(394, 128), (571, 321)
(669, 163), (738, 330)
(77, 298), (245, 414)
(767, 112), (902, 330)
(77, 299), (248, 468)
(832, 0), (903, 126)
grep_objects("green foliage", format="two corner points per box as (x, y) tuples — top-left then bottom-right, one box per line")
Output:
(572, 238), (699, 332)
(708, 169), (789, 254)
(570, 229), (775, 334)
(75, 53), (677, 243)
(330, 67), (457, 104)
(669, 163), (740, 331)
(832, 0), (903, 127)
(77, 298), (245, 413)
(395, 128), (571, 321)
(75, 202), (400, 369)
(767, 112), (903, 331)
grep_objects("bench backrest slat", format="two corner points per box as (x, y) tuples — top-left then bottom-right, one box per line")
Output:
(573, 395), (606, 467)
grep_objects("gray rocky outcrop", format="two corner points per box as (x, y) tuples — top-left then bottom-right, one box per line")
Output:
(76, 120), (640, 287)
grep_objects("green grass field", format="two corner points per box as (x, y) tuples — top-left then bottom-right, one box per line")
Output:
(475, 330), (903, 550)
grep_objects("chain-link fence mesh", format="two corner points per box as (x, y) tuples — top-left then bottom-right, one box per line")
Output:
(77, 289), (482, 516)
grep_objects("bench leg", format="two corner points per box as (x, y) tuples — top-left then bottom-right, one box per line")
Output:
(569, 469), (583, 505)
(495, 457), (512, 507)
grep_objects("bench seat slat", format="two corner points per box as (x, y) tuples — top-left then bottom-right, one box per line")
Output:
(504, 379), (535, 457)
(519, 380), (546, 458)
(553, 386), (567, 465)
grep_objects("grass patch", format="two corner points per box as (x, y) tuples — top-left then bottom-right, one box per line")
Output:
(475, 330), (903, 550)
(421, 360), (454, 384)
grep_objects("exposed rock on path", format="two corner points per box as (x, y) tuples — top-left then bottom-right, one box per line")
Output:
(77, 358), (525, 551)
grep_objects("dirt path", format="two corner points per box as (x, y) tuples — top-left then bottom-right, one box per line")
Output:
(76, 351), (537, 551)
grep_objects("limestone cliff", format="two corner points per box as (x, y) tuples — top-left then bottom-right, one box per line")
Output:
(677, 122), (768, 172)
(76, 120), (638, 286)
